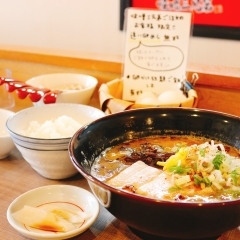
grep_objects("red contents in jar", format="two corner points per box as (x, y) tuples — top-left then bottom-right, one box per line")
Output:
(0, 77), (61, 104)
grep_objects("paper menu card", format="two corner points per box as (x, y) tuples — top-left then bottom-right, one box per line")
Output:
(122, 8), (192, 101)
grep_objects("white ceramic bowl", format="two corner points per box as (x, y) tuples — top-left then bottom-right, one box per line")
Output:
(26, 73), (98, 106)
(7, 185), (99, 240)
(0, 108), (15, 159)
(6, 103), (105, 179)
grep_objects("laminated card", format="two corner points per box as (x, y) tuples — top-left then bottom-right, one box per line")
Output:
(122, 8), (192, 101)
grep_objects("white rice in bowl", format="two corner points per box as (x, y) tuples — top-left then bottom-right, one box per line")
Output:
(21, 115), (82, 139)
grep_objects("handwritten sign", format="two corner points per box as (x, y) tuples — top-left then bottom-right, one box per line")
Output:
(122, 8), (192, 101)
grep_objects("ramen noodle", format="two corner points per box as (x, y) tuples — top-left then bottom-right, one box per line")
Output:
(91, 136), (240, 202)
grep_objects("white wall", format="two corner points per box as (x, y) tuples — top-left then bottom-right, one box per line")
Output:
(0, 0), (239, 69)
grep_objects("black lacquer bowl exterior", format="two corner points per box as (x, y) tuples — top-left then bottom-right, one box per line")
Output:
(69, 108), (240, 240)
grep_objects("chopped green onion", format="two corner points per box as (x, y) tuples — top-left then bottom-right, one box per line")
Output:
(199, 148), (206, 157)
(203, 177), (211, 187)
(194, 174), (203, 185)
(231, 169), (240, 186)
(168, 185), (181, 193)
(212, 153), (225, 170)
(223, 189), (240, 198)
(202, 162), (209, 168)
(194, 175), (212, 187)
(168, 165), (190, 174)
(193, 162), (198, 172)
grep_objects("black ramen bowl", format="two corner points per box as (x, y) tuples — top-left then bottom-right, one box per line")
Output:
(69, 108), (240, 240)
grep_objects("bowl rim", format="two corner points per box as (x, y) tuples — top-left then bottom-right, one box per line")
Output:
(26, 73), (98, 92)
(7, 184), (100, 239)
(69, 107), (240, 206)
(14, 141), (69, 151)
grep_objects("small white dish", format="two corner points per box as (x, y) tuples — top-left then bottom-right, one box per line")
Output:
(26, 73), (98, 106)
(7, 185), (99, 240)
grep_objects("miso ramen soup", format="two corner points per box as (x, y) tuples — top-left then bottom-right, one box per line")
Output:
(91, 136), (240, 202)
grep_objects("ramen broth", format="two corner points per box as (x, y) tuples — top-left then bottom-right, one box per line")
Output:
(91, 136), (240, 202)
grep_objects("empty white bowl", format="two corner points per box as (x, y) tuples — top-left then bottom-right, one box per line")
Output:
(6, 103), (105, 179)
(7, 184), (99, 240)
(26, 73), (98, 106)
(0, 108), (15, 159)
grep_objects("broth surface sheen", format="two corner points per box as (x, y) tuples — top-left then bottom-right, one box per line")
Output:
(91, 136), (240, 202)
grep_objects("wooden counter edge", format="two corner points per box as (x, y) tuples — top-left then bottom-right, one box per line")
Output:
(1, 49), (240, 116)
(0, 49), (240, 90)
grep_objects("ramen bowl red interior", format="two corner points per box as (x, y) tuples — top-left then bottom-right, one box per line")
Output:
(69, 108), (240, 240)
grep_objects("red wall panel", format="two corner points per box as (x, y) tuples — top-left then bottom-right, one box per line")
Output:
(132, 0), (240, 27)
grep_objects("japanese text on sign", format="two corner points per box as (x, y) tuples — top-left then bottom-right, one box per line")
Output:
(122, 8), (192, 101)
(156, 0), (215, 13)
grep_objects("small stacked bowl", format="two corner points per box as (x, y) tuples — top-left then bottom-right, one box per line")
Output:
(0, 108), (15, 159)
(6, 103), (105, 179)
